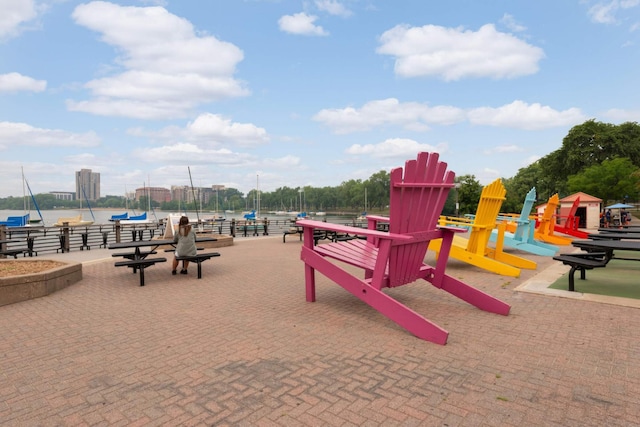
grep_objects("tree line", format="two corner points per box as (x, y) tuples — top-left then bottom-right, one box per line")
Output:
(2, 119), (639, 216)
(502, 120), (640, 213)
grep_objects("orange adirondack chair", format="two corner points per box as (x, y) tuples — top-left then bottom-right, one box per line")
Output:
(534, 194), (573, 245)
(297, 152), (510, 345)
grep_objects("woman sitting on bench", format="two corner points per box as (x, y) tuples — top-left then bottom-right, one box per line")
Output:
(172, 216), (197, 275)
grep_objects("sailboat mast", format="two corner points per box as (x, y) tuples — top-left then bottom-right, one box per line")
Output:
(188, 166), (200, 223)
(256, 174), (260, 218)
(21, 166), (27, 212)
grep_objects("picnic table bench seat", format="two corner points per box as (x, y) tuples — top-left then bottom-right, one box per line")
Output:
(552, 252), (609, 291)
(174, 252), (221, 279)
(114, 257), (167, 286)
(0, 248), (27, 259)
(283, 227), (304, 243)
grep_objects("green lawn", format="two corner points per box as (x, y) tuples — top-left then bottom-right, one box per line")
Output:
(550, 251), (640, 299)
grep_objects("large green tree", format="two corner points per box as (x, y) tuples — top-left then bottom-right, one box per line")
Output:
(567, 157), (640, 204)
(455, 174), (483, 216)
(501, 162), (556, 213)
(540, 120), (640, 192)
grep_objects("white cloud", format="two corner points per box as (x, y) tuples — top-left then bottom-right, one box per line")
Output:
(523, 155), (541, 167)
(315, 0), (352, 17)
(135, 142), (252, 165)
(377, 23), (544, 80)
(134, 142), (294, 171)
(467, 100), (585, 130)
(128, 113), (270, 147)
(588, 0), (640, 24)
(346, 138), (448, 159)
(264, 155), (302, 168)
(482, 168), (500, 178)
(278, 12), (328, 36)
(0, 0), (38, 41)
(0, 72), (46, 92)
(313, 98), (465, 134)
(138, 0), (168, 6)
(500, 13), (527, 32)
(601, 108), (640, 122)
(69, 2), (248, 119)
(185, 113), (269, 146)
(483, 144), (524, 155)
(314, 98), (582, 133)
(0, 122), (100, 149)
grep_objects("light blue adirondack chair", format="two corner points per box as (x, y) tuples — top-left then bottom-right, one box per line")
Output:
(489, 187), (558, 256)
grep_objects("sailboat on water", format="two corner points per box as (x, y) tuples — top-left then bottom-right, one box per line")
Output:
(53, 185), (95, 227)
(24, 174), (44, 225)
(0, 168), (45, 227)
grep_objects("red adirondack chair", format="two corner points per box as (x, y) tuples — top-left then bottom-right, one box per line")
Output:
(297, 152), (510, 345)
(553, 197), (589, 239)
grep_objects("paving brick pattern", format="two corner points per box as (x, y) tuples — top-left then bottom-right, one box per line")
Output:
(1, 237), (639, 426)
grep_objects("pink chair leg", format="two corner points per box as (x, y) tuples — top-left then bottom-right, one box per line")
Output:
(365, 287), (449, 345)
(304, 263), (316, 302)
(439, 275), (510, 315)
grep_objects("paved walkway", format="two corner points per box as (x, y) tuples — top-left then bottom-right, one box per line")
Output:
(2, 235), (640, 426)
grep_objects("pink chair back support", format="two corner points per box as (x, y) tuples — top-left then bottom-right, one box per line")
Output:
(386, 153), (454, 286)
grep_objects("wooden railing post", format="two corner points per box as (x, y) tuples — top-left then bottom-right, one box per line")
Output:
(0, 225), (6, 259)
(115, 220), (122, 243)
(63, 223), (70, 252)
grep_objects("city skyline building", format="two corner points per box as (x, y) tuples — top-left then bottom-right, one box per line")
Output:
(135, 186), (171, 204)
(75, 169), (100, 202)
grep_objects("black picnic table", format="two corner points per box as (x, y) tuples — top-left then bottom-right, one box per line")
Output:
(597, 227), (640, 233)
(552, 239), (640, 291)
(572, 239), (640, 262)
(108, 237), (218, 285)
(588, 232), (640, 240)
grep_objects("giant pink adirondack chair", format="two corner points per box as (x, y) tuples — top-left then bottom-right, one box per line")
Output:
(297, 152), (510, 345)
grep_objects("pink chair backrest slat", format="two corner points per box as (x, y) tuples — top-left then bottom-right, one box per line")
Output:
(387, 152), (455, 286)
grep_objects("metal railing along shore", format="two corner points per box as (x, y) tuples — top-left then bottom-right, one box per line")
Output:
(0, 217), (367, 257)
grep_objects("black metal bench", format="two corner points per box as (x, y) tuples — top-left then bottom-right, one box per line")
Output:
(0, 248), (26, 259)
(114, 257), (167, 286)
(553, 252), (609, 291)
(174, 252), (221, 279)
(283, 227), (303, 243)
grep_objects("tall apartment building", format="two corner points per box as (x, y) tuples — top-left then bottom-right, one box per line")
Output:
(75, 169), (100, 201)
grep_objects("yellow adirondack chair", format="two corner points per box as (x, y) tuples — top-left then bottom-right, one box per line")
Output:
(534, 194), (573, 245)
(429, 179), (537, 277)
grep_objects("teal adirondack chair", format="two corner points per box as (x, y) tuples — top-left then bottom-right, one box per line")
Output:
(489, 187), (559, 256)
(297, 152), (510, 345)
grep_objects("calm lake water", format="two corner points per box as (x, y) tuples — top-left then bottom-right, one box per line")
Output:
(0, 209), (361, 227)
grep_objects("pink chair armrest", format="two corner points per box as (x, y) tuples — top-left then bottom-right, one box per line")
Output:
(297, 219), (410, 241)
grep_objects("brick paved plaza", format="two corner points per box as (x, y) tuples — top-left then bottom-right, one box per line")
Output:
(1, 236), (639, 426)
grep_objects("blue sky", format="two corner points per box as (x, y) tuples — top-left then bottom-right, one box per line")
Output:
(1, 0), (640, 199)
